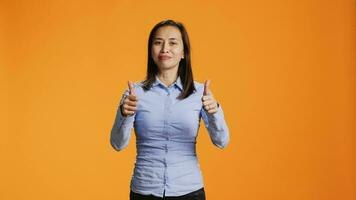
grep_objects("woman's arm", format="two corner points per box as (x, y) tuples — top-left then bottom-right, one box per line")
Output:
(201, 104), (230, 149)
(110, 88), (136, 151)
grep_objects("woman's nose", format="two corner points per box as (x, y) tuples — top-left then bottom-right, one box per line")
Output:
(161, 43), (169, 53)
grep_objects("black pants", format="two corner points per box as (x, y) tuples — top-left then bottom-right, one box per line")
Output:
(130, 187), (206, 200)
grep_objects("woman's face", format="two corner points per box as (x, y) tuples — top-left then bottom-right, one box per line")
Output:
(151, 25), (185, 72)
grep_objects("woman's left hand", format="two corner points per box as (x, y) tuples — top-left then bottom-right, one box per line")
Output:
(202, 80), (219, 114)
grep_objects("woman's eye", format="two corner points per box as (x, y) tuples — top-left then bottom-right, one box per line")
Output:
(170, 42), (177, 45)
(154, 41), (162, 45)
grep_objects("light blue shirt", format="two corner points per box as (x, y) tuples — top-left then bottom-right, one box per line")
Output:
(110, 76), (230, 197)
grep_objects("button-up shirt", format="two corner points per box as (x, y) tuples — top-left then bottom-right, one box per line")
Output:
(110, 76), (230, 197)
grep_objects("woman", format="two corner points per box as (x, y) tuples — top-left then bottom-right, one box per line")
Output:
(110, 19), (230, 200)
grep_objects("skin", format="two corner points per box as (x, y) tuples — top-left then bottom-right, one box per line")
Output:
(122, 25), (218, 117)
(151, 25), (184, 87)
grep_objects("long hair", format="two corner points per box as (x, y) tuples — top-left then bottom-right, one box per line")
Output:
(142, 19), (196, 99)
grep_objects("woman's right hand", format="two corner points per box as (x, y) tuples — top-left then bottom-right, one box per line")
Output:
(121, 80), (138, 117)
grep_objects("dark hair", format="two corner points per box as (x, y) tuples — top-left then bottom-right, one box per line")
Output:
(142, 19), (196, 99)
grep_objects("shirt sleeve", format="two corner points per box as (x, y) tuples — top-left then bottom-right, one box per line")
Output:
(201, 104), (230, 149)
(110, 88), (136, 151)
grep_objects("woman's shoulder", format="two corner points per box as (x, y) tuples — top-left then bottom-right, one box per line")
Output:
(119, 80), (144, 95)
(133, 80), (145, 87)
(193, 80), (204, 87)
(130, 80), (145, 91)
(128, 80), (204, 93)
(193, 80), (204, 92)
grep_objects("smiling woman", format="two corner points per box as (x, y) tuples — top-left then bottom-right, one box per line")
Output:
(151, 26), (185, 72)
(110, 19), (230, 200)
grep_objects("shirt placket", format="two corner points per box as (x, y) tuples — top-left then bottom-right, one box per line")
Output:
(162, 86), (173, 196)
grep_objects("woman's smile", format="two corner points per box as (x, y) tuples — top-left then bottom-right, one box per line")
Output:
(158, 55), (172, 60)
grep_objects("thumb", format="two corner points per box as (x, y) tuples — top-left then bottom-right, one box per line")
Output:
(128, 80), (136, 95)
(203, 80), (211, 95)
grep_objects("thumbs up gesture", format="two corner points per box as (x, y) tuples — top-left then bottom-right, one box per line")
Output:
(202, 80), (219, 114)
(121, 80), (138, 117)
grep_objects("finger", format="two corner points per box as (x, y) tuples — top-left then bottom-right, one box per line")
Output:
(206, 102), (217, 109)
(207, 107), (218, 114)
(205, 101), (218, 110)
(204, 105), (210, 110)
(202, 99), (214, 106)
(123, 104), (137, 111)
(128, 80), (136, 95)
(203, 80), (211, 96)
(124, 99), (138, 107)
(127, 94), (138, 101)
(124, 110), (136, 115)
(201, 95), (213, 101)
(211, 103), (218, 109)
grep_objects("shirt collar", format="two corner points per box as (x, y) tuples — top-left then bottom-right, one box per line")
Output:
(153, 75), (183, 91)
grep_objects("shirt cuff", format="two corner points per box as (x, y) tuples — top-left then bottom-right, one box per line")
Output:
(116, 104), (135, 128)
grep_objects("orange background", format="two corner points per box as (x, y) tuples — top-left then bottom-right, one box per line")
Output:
(1, 0), (355, 199)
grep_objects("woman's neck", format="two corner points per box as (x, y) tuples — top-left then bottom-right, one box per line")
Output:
(157, 69), (178, 87)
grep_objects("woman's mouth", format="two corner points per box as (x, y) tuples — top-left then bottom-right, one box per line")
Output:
(158, 56), (172, 60)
